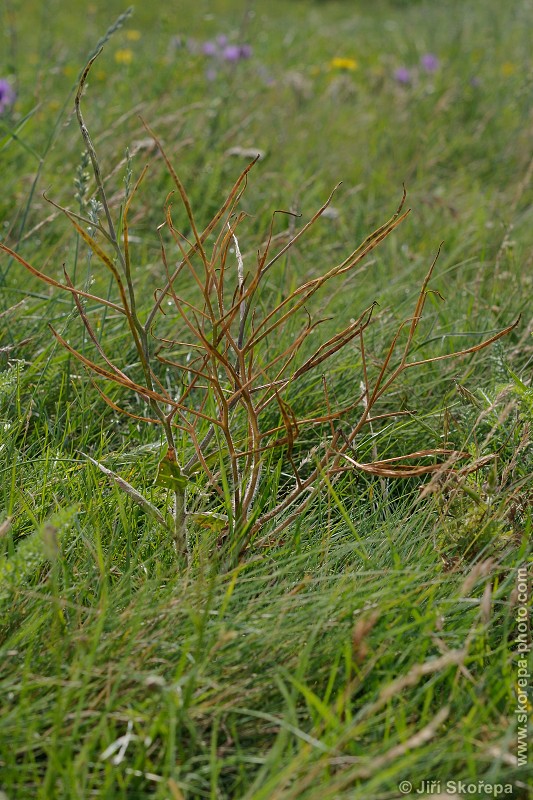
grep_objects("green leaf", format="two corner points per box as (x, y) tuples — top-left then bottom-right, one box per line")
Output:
(508, 368), (533, 413)
(154, 448), (188, 491)
(190, 512), (228, 532)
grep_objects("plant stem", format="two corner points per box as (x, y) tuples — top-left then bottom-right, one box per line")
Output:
(173, 487), (188, 564)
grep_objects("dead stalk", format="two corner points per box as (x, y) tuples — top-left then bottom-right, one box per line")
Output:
(0, 52), (519, 565)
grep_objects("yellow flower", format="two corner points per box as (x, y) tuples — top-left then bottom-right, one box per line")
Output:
(501, 61), (517, 77)
(126, 30), (141, 41)
(329, 57), (358, 72)
(115, 49), (134, 65)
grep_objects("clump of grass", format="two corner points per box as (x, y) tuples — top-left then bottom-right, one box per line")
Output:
(0, 51), (519, 568)
(424, 375), (533, 566)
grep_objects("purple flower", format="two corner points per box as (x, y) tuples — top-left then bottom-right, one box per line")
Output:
(222, 44), (242, 62)
(202, 40), (218, 57)
(221, 43), (252, 63)
(0, 79), (15, 114)
(420, 53), (439, 73)
(394, 67), (412, 85)
(197, 37), (252, 67)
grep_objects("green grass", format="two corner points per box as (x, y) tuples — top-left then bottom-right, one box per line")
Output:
(1, 0), (532, 797)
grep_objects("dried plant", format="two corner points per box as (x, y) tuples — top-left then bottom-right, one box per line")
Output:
(0, 54), (519, 566)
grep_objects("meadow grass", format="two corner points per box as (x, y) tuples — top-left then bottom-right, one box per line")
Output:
(0, 0), (532, 797)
